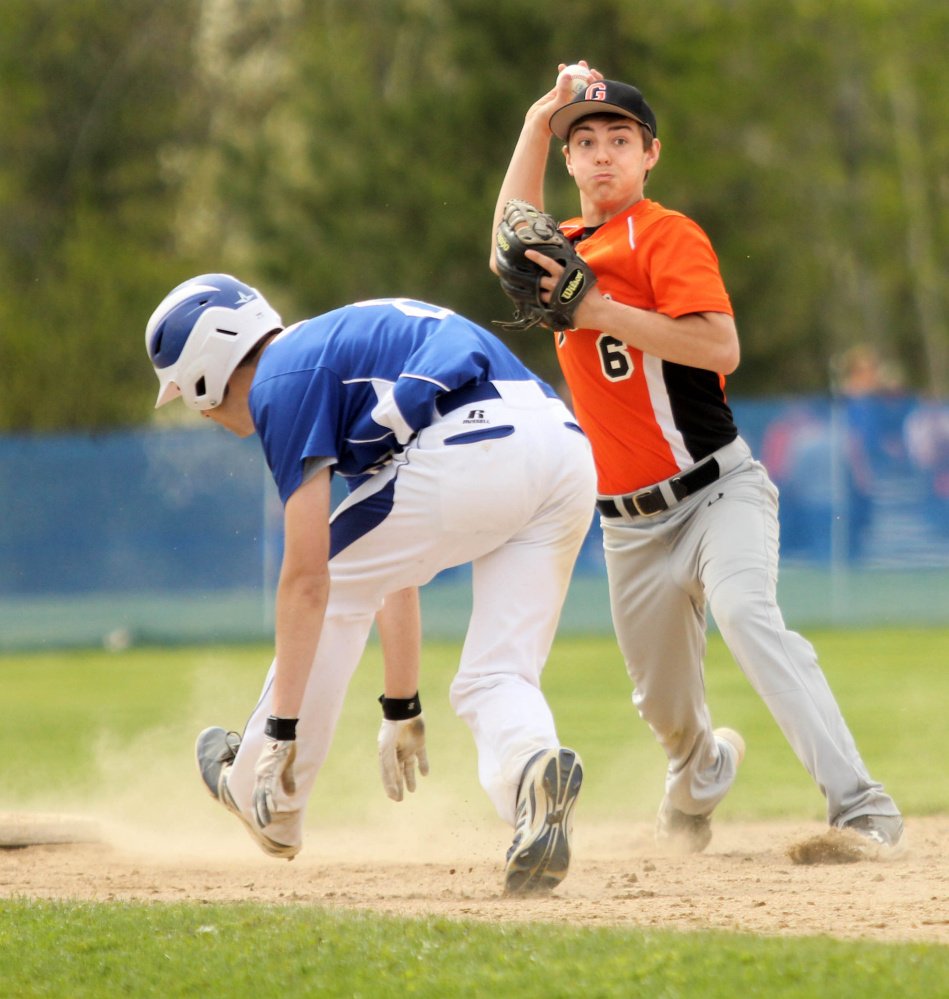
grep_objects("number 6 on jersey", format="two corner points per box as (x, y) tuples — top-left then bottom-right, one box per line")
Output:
(597, 333), (634, 381)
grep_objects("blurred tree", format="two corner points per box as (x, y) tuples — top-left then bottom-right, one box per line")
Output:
(641, 0), (949, 396)
(176, 0), (657, 386)
(0, 0), (206, 429)
(1, 0), (946, 429)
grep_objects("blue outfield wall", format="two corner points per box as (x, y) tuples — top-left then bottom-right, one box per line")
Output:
(3, 393), (949, 651)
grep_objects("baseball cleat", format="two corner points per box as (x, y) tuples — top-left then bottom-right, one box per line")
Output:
(196, 726), (241, 800)
(504, 747), (583, 894)
(842, 814), (906, 858)
(655, 801), (713, 853)
(655, 727), (745, 854)
(714, 727), (746, 766)
(195, 726), (299, 860)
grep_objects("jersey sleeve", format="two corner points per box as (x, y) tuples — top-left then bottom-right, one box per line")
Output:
(644, 216), (733, 318)
(395, 336), (491, 428)
(372, 323), (494, 442)
(251, 367), (346, 504)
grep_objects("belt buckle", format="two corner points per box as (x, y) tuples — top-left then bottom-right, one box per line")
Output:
(628, 486), (665, 517)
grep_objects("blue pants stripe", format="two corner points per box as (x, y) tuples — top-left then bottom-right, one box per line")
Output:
(329, 478), (396, 560)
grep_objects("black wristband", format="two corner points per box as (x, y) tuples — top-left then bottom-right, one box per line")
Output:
(264, 715), (298, 741)
(378, 692), (422, 721)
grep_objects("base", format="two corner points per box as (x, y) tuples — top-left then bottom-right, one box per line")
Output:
(0, 812), (101, 848)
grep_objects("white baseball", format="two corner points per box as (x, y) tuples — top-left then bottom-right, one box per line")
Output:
(561, 64), (594, 95)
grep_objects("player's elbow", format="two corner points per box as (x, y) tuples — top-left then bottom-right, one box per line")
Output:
(277, 564), (331, 617)
(278, 549), (331, 602)
(705, 313), (740, 375)
(719, 340), (740, 375)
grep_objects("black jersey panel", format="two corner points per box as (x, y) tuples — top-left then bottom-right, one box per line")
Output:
(662, 361), (738, 461)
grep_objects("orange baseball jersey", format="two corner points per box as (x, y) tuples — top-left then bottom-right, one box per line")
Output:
(557, 198), (738, 495)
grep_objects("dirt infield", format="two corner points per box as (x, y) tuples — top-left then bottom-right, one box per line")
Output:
(3, 815), (948, 944)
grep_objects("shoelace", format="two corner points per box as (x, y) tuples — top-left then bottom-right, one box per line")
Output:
(218, 730), (242, 764)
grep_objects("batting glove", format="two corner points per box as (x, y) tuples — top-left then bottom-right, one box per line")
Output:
(252, 716), (298, 828)
(377, 693), (429, 802)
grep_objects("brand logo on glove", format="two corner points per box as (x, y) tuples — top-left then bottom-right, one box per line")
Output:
(559, 270), (586, 303)
(497, 232), (511, 252)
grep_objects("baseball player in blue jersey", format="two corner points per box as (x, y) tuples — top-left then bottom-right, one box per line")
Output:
(145, 274), (594, 892)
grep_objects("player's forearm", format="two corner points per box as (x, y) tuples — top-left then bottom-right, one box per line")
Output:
(272, 566), (330, 718)
(271, 469), (333, 719)
(377, 586), (421, 699)
(490, 117), (553, 273)
(578, 293), (741, 374)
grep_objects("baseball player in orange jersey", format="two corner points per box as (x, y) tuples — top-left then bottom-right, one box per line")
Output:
(490, 65), (904, 853)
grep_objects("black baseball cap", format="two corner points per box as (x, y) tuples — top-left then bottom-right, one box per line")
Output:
(549, 80), (657, 141)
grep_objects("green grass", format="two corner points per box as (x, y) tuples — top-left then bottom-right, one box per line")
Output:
(2, 627), (944, 821)
(1, 900), (947, 999)
(1, 628), (948, 996)
(7, 629), (949, 822)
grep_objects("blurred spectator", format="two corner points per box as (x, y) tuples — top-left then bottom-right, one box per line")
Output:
(761, 402), (872, 562)
(836, 344), (901, 396)
(834, 344), (913, 477)
(904, 397), (949, 537)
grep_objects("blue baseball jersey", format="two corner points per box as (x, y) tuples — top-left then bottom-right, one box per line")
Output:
(248, 298), (556, 503)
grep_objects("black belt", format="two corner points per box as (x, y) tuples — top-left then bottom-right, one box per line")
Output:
(435, 382), (502, 417)
(597, 457), (722, 518)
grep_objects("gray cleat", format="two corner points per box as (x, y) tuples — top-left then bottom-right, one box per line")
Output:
(843, 814), (906, 856)
(195, 726), (299, 860)
(655, 801), (714, 854)
(196, 726), (240, 800)
(655, 728), (745, 854)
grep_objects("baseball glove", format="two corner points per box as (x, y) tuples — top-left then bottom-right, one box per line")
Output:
(494, 199), (597, 332)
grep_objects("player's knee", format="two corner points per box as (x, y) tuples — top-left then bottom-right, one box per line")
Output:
(448, 672), (482, 715)
(634, 693), (693, 745)
(708, 571), (772, 637)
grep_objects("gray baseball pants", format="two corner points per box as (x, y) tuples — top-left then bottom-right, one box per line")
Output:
(601, 436), (900, 826)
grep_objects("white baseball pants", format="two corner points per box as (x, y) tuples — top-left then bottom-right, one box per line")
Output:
(226, 385), (596, 849)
